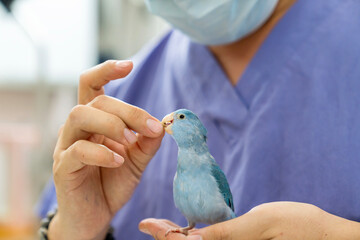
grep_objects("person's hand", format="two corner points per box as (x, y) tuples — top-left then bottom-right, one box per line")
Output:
(139, 202), (360, 240)
(48, 60), (165, 240)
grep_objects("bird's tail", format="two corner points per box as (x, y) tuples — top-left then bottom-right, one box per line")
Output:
(230, 210), (236, 219)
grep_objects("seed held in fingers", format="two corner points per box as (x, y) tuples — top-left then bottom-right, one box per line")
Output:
(124, 128), (137, 144)
(114, 153), (124, 165)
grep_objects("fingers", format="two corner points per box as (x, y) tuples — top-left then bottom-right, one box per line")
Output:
(55, 99), (164, 176)
(126, 133), (164, 173)
(138, 211), (269, 240)
(102, 137), (127, 157)
(55, 140), (124, 174)
(133, 133), (164, 159)
(79, 60), (133, 104)
(58, 105), (133, 150)
(88, 95), (163, 138)
(139, 219), (203, 240)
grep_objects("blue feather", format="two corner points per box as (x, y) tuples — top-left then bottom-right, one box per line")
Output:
(210, 163), (234, 212)
(164, 109), (236, 230)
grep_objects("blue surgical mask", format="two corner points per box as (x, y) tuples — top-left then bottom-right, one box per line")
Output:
(145, 0), (279, 45)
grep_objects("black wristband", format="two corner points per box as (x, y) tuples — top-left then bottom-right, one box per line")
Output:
(38, 209), (115, 240)
(38, 208), (57, 240)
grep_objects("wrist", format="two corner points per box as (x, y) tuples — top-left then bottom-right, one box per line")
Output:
(322, 212), (360, 240)
(48, 211), (110, 240)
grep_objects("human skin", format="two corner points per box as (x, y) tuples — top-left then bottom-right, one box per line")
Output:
(48, 60), (165, 240)
(139, 202), (360, 240)
(48, 0), (360, 239)
(138, 0), (360, 238)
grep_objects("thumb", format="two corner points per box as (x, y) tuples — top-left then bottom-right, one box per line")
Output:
(128, 131), (165, 172)
(137, 129), (165, 157)
(79, 60), (133, 104)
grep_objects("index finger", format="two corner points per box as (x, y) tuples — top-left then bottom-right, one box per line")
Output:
(78, 60), (133, 104)
(88, 95), (164, 138)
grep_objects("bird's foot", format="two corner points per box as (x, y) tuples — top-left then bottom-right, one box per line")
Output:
(165, 228), (188, 236)
(165, 225), (194, 236)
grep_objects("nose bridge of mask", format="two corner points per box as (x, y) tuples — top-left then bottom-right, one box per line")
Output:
(174, 0), (229, 18)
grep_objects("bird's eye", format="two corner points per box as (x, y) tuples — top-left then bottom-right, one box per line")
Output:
(179, 114), (185, 119)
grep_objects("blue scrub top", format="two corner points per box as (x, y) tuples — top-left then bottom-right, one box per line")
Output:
(38, 0), (360, 239)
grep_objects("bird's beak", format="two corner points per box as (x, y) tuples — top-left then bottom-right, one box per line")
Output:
(161, 112), (174, 135)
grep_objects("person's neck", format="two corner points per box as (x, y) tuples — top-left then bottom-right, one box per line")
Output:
(208, 0), (297, 86)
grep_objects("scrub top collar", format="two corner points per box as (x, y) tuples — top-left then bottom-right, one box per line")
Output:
(171, 35), (248, 144)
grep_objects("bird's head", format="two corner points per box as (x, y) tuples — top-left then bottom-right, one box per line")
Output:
(161, 109), (207, 148)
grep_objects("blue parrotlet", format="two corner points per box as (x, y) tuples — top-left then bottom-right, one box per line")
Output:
(161, 109), (236, 236)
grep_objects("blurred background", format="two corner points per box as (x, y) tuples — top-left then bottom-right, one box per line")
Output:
(0, 0), (168, 239)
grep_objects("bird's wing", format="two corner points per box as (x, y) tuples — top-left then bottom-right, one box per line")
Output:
(210, 162), (234, 212)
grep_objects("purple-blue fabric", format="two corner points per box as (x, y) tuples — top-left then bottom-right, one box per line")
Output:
(37, 0), (360, 239)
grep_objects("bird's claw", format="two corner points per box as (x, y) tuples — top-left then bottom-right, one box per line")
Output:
(165, 228), (189, 237)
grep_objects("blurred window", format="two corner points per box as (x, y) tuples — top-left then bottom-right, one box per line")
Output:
(0, 0), (98, 85)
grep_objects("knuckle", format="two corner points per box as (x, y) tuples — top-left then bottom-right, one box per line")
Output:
(90, 95), (108, 108)
(68, 105), (86, 125)
(79, 70), (91, 85)
(102, 60), (114, 68)
(103, 59), (114, 66)
(68, 141), (83, 159)
(106, 116), (123, 133)
(101, 60), (116, 76)
(53, 149), (60, 164)
(52, 150), (64, 181)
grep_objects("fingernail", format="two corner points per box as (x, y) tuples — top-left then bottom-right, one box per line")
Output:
(187, 235), (202, 240)
(113, 153), (124, 165)
(124, 128), (137, 144)
(116, 60), (132, 69)
(146, 119), (163, 133)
